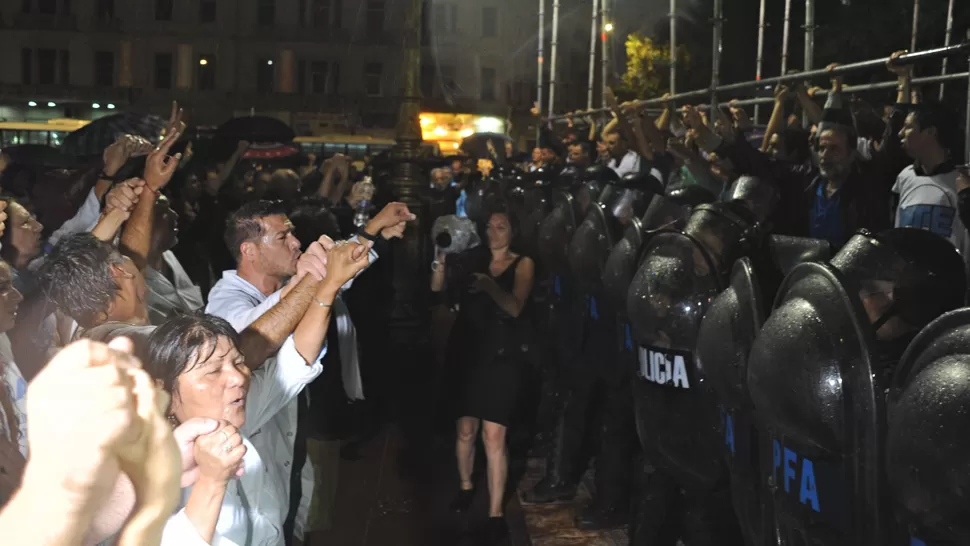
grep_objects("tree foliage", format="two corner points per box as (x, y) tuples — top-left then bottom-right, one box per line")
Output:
(617, 32), (689, 100)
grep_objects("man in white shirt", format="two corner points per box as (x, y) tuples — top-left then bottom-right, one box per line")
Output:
(206, 199), (413, 545)
(144, 196), (204, 324)
(605, 130), (643, 178)
(894, 103), (969, 260)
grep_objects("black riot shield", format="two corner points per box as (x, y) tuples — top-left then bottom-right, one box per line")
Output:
(747, 230), (959, 546)
(568, 183), (652, 289)
(887, 308), (970, 546)
(626, 202), (761, 492)
(695, 236), (831, 546)
(602, 195), (691, 316)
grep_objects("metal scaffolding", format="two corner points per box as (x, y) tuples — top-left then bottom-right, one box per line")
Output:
(587, 0), (600, 110)
(548, 43), (970, 116)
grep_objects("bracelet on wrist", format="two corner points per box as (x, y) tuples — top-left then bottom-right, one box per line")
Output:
(312, 295), (332, 308)
(99, 170), (122, 182)
(357, 228), (379, 243)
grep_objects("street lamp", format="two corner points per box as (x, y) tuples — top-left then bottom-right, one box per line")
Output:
(605, 22), (614, 32)
(27, 101), (37, 107)
(93, 103), (101, 109)
(47, 102), (56, 107)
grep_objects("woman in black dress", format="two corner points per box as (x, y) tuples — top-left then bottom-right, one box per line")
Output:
(431, 208), (535, 538)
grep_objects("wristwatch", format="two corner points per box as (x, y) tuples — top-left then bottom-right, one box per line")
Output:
(432, 260), (442, 272)
(357, 227), (379, 243)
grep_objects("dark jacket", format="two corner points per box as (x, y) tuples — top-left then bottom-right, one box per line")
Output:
(715, 106), (911, 245)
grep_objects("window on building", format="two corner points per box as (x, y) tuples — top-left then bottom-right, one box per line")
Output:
(482, 6), (497, 38)
(365, 0), (384, 34)
(200, 0), (216, 23)
(364, 63), (382, 96)
(94, 51), (115, 86)
(37, 0), (55, 15)
(440, 64), (457, 94)
(21, 0), (31, 14)
(310, 0), (341, 28)
(96, 0), (114, 20)
(309, 61), (340, 94)
(197, 54), (215, 90)
(155, 0), (172, 21)
(59, 50), (69, 85)
(154, 52), (173, 89)
(21, 49), (32, 84)
(480, 67), (496, 101)
(257, 58), (275, 93)
(38, 49), (56, 85)
(433, 3), (456, 34)
(257, 0), (275, 26)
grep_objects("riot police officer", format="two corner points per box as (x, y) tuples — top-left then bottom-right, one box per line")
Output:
(748, 228), (966, 545)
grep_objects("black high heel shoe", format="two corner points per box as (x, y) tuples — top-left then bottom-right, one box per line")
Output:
(449, 488), (475, 513)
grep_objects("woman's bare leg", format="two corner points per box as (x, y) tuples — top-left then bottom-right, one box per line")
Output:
(456, 417), (480, 490)
(481, 420), (508, 517)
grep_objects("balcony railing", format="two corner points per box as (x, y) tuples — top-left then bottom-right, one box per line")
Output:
(13, 12), (77, 31)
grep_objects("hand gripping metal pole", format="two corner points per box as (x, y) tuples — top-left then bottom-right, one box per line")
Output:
(544, 42), (970, 122)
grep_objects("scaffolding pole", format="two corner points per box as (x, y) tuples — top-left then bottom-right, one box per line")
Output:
(537, 0), (544, 138)
(601, 0), (610, 108)
(711, 0), (723, 110)
(803, 0), (815, 126)
(549, 0), (560, 117)
(670, 0), (677, 95)
(544, 42), (970, 120)
(754, 0), (767, 124)
(910, 0), (920, 53)
(782, 0), (792, 74)
(939, 0), (955, 100)
(587, 0), (599, 110)
(965, 32), (970, 162)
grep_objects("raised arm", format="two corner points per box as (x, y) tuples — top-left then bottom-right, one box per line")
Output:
(119, 117), (183, 271)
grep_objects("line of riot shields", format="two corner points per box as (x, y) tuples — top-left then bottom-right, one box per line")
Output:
(461, 161), (970, 546)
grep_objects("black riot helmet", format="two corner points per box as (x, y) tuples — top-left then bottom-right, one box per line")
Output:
(887, 308), (970, 545)
(601, 194), (691, 316)
(462, 171), (489, 225)
(624, 200), (762, 491)
(568, 169), (656, 288)
(512, 167), (553, 259)
(535, 167), (587, 275)
(747, 228), (965, 546)
(725, 175), (779, 224)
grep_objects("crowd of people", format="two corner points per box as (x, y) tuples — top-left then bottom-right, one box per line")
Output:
(424, 50), (970, 545)
(1, 43), (970, 546)
(0, 103), (415, 545)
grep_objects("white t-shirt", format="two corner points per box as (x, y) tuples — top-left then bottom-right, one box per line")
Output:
(893, 164), (970, 261)
(608, 150), (642, 178)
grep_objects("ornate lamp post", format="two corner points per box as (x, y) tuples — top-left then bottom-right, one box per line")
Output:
(388, 0), (427, 344)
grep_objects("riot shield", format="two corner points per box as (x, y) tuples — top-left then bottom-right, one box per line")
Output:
(747, 230), (950, 546)
(695, 236), (831, 546)
(887, 308), (970, 545)
(625, 202), (761, 491)
(568, 183), (651, 289)
(601, 195), (690, 316)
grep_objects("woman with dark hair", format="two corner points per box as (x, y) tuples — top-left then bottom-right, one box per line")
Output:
(431, 206), (535, 539)
(0, 199), (43, 275)
(144, 310), (329, 545)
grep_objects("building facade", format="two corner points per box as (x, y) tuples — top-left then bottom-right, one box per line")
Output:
(0, 0), (538, 135)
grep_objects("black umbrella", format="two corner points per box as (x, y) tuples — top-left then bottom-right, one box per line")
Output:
(460, 132), (512, 161)
(216, 116), (295, 144)
(60, 112), (167, 159)
(1, 144), (74, 169)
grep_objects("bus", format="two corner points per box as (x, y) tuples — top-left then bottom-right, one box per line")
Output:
(293, 134), (443, 161)
(293, 135), (396, 160)
(0, 119), (90, 148)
